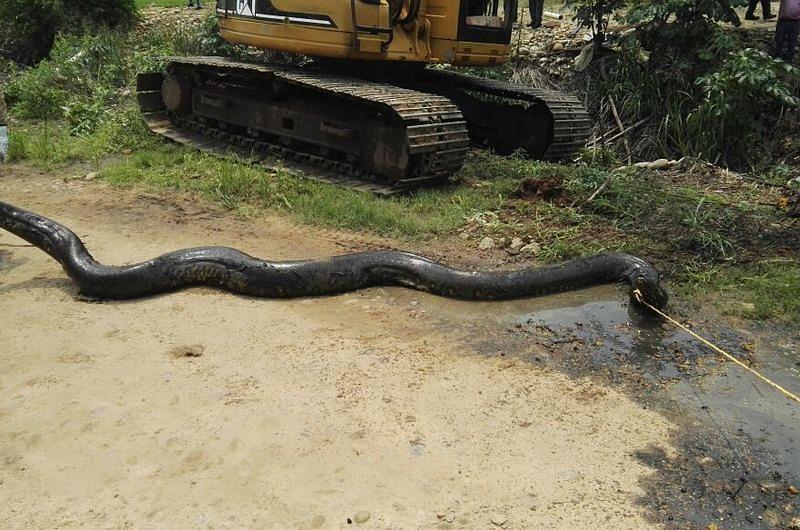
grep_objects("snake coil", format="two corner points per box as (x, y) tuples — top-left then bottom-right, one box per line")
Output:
(0, 201), (668, 309)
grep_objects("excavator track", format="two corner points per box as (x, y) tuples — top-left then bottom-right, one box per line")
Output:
(137, 57), (470, 194)
(406, 69), (591, 161)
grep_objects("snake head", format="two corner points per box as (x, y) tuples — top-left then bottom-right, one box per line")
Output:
(630, 272), (669, 312)
(619, 255), (668, 312)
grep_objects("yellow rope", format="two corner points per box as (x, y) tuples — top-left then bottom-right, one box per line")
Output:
(632, 289), (800, 405)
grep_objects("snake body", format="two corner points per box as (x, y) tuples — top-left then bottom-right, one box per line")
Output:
(0, 201), (668, 309)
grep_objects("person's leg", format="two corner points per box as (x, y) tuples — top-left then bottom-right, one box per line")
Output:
(774, 19), (786, 58)
(746, 0), (759, 19)
(0, 90), (6, 162)
(529, 0), (543, 28)
(762, 0), (776, 20)
(775, 19), (792, 59)
(0, 126), (7, 162)
(787, 21), (800, 62)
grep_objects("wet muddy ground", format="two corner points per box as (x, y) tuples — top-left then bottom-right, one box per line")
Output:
(400, 287), (800, 528)
(1, 165), (798, 528)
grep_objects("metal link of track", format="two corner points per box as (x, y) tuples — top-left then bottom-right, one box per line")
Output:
(138, 57), (469, 193)
(417, 69), (592, 161)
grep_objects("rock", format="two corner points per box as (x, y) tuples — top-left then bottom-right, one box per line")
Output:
(490, 513), (507, 526)
(121, 148), (133, 155)
(459, 231), (470, 239)
(648, 158), (671, 170)
(519, 243), (541, 255)
(696, 456), (715, 467)
(789, 516), (800, 530)
(436, 512), (446, 520)
(552, 42), (565, 51)
(85, 172), (98, 181)
(121, 89), (131, 98)
(478, 237), (495, 251)
(510, 237), (524, 250)
(634, 159), (674, 170)
(353, 511), (371, 524)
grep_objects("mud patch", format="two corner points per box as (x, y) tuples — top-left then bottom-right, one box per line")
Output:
(0, 249), (28, 272)
(404, 286), (799, 528)
(513, 175), (569, 205)
(167, 344), (205, 358)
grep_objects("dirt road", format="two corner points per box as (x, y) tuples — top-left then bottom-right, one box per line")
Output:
(0, 166), (682, 528)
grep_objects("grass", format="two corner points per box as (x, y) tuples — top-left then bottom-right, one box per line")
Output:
(100, 148), (508, 237)
(135, 0), (190, 7)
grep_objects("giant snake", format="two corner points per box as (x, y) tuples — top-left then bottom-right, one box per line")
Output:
(0, 201), (668, 310)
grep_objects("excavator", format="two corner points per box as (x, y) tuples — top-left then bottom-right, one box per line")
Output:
(136, 0), (591, 193)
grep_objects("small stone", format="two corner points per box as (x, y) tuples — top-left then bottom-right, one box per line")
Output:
(552, 42), (565, 51)
(510, 237), (524, 250)
(648, 158), (671, 170)
(788, 485), (799, 495)
(519, 243), (541, 255)
(478, 237), (495, 251)
(459, 231), (470, 240)
(353, 511), (371, 524)
(121, 148), (133, 155)
(696, 456), (714, 466)
(490, 513), (507, 526)
(789, 516), (800, 530)
(436, 512), (446, 520)
(85, 172), (98, 181)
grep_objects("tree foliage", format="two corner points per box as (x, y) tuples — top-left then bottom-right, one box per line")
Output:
(0, 0), (137, 65)
(569, 0), (799, 166)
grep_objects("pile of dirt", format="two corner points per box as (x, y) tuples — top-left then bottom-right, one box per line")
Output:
(513, 174), (570, 205)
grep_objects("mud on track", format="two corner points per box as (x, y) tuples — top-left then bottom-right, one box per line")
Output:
(0, 165), (797, 528)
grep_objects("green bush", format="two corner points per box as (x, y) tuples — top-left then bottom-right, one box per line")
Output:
(696, 48), (800, 163)
(0, 0), (136, 65)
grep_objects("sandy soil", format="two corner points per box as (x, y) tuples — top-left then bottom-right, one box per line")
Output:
(0, 166), (676, 528)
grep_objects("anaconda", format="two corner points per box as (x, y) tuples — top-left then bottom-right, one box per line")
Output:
(0, 201), (668, 310)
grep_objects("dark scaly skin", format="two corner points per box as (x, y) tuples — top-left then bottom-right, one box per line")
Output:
(0, 201), (669, 309)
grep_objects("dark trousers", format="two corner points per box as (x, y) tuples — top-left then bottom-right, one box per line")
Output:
(775, 19), (800, 62)
(747, 0), (772, 16)
(528, 0), (543, 27)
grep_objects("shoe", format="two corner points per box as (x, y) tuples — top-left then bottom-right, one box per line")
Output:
(528, 22), (542, 29)
(745, 13), (758, 20)
(764, 13), (777, 20)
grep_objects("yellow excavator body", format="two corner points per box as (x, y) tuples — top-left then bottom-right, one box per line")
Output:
(216, 0), (513, 66)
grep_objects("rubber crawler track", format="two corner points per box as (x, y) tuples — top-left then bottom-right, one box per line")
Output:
(0, 201), (668, 309)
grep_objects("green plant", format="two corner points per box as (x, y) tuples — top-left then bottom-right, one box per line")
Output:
(565, 0), (628, 42)
(697, 49), (800, 165)
(0, 0), (136, 65)
(624, 0), (744, 66)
